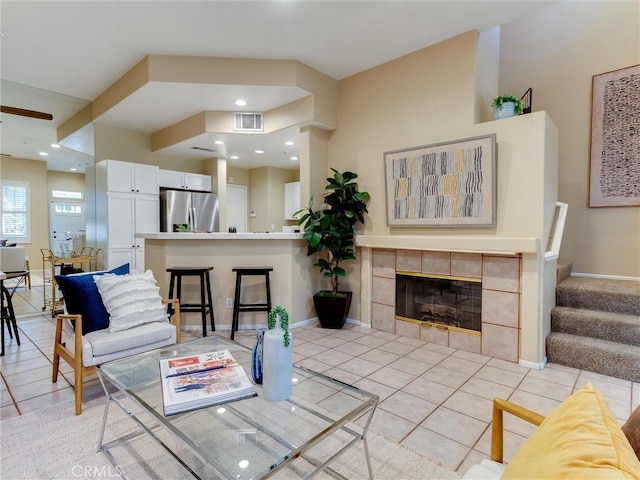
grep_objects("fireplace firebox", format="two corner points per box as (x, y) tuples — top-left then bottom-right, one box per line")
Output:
(395, 272), (482, 333)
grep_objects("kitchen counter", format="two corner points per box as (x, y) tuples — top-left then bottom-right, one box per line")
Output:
(140, 233), (320, 334)
(136, 232), (303, 240)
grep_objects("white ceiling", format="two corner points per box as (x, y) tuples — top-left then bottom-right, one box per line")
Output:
(0, 0), (560, 172)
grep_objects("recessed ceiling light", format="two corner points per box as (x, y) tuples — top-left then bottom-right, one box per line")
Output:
(285, 141), (294, 146)
(255, 149), (264, 154)
(214, 140), (224, 145)
(39, 152), (48, 156)
(235, 99), (247, 106)
(70, 168), (77, 171)
(230, 155), (239, 160)
(50, 144), (60, 148)
(290, 156), (299, 161)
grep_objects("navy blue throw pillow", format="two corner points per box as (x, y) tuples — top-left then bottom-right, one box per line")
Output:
(55, 263), (130, 334)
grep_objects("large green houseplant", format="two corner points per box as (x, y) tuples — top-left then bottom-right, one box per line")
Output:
(296, 169), (370, 329)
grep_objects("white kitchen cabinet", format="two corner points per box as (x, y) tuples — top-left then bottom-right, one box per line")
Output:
(159, 169), (211, 191)
(95, 160), (160, 272)
(101, 192), (158, 271)
(103, 159), (159, 194)
(184, 173), (211, 191)
(284, 181), (301, 220)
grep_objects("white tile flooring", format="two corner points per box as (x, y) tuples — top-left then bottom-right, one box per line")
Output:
(1, 282), (638, 474)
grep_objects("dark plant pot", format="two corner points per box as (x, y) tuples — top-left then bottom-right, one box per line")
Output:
(313, 291), (352, 329)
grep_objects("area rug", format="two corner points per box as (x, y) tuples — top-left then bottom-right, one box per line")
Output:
(0, 397), (460, 480)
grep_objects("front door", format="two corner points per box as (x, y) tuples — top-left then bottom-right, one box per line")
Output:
(49, 201), (85, 255)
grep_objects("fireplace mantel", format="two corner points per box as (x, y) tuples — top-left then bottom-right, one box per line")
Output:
(356, 235), (539, 255)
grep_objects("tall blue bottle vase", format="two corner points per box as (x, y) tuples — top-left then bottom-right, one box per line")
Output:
(251, 328), (266, 385)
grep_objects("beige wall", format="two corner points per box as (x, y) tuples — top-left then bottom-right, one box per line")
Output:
(94, 123), (208, 173)
(330, 29), (559, 365)
(0, 157), (50, 265)
(0, 158), (86, 266)
(227, 166), (250, 187)
(499, 0), (640, 277)
(47, 170), (86, 200)
(330, 32), (483, 323)
(331, 31), (480, 238)
(248, 166), (297, 232)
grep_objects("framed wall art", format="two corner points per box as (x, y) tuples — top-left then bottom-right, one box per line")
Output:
(589, 64), (640, 207)
(384, 134), (496, 227)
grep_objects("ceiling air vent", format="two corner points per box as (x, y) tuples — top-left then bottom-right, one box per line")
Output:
(191, 146), (217, 153)
(234, 112), (263, 132)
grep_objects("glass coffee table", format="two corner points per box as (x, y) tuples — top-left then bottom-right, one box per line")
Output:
(97, 335), (378, 479)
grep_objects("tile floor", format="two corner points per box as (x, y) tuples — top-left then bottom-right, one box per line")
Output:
(1, 281), (638, 474)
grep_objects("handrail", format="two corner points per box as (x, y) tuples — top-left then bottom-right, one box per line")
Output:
(544, 202), (568, 261)
(520, 87), (533, 114)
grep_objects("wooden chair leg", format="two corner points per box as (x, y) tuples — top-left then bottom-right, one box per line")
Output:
(74, 319), (84, 415)
(52, 316), (63, 383)
(163, 298), (182, 345)
(52, 314), (86, 415)
(74, 369), (83, 415)
(25, 259), (31, 289)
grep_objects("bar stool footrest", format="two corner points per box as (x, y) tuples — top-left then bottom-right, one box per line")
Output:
(236, 306), (270, 313)
(180, 304), (212, 310)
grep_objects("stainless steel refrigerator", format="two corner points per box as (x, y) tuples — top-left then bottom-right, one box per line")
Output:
(160, 189), (219, 233)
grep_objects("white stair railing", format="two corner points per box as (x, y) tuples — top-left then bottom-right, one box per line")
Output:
(545, 202), (568, 261)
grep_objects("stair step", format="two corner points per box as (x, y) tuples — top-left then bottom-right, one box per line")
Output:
(546, 332), (640, 383)
(556, 276), (640, 316)
(556, 258), (572, 283)
(551, 307), (640, 346)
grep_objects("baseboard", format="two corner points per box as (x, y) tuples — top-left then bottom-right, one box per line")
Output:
(181, 317), (318, 332)
(519, 357), (547, 370)
(346, 317), (371, 328)
(571, 272), (640, 282)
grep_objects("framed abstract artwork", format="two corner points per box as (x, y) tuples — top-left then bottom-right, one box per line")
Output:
(589, 64), (640, 207)
(384, 134), (496, 227)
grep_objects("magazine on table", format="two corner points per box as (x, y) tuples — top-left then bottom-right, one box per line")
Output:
(159, 349), (257, 416)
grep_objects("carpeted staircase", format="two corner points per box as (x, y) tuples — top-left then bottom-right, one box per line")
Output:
(546, 259), (640, 382)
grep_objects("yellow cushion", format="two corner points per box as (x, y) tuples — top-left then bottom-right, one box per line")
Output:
(502, 383), (640, 479)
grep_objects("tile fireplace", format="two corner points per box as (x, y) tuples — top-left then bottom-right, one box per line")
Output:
(395, 272), (482, 333)
(371, 249), (522, 362)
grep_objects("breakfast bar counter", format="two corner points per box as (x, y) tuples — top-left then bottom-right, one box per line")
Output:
(138, 232), (303, 241)
(136, 232), (320, 333)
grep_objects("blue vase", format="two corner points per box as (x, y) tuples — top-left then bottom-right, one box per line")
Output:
(251, 328), (266, 384)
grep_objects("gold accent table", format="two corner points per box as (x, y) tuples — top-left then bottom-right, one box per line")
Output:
(41, 249), (96, 316)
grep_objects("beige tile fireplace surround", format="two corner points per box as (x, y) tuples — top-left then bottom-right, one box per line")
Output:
(371, 249), (522, 363)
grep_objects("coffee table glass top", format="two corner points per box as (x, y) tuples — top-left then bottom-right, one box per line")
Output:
(99, 334), (378, 479)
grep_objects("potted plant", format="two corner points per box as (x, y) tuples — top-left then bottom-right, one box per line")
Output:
(262, 305), (293, 401)
(296, 169), (370, 329)
(492, 94), (523, 119)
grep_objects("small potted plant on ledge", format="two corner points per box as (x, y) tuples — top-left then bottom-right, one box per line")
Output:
(492, 94), (523, 120)
(296, 169), (370, 329)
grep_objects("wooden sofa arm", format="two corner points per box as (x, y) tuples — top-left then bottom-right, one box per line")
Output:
(491, 398), (545, 463)
(52, 314), (84, 382)
(162, 298), (181, 344)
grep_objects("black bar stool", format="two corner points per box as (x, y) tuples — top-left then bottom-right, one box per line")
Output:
(1, 281), (21, 357)
(231, 267), (273, 340)
(166, 266), (215, 337)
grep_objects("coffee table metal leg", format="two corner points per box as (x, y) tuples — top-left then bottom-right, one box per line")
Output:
(359, 403), (378, 479)
(96, 368), (211, 479)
